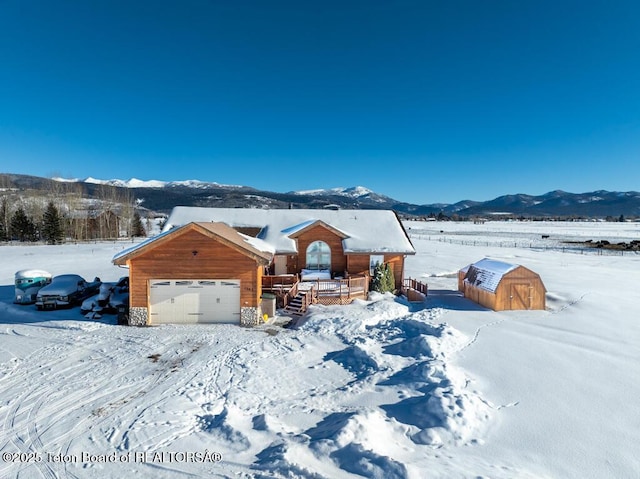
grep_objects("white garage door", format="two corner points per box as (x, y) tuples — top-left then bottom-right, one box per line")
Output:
(149, 279), (241, 324)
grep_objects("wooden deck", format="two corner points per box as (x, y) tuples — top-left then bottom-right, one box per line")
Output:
(262, 274), (299, 295)
(262, 274), (369, 313)
(299, 276), (369, 305)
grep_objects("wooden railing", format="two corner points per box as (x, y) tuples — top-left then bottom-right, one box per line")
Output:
(402, 278), (428, 302)
(262, 273), (370, 308)
(307, 275), (369, 305)
(403, 278), (428, 294)
(284, 280), (300, 309)
(262, 274), (299, 292)
(301, 289), (314, 311)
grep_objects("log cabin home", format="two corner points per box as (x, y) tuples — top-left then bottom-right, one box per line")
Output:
(113, 208), (415, 325)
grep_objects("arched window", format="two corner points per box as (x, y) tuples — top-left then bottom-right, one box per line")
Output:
(306, 241), (331, 270)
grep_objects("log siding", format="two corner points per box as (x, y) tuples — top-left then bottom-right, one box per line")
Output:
(122, 227), (267, 311)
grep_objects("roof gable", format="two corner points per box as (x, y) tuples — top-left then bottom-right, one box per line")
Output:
(285, 220), (350, 239)
(112, 222), (274, 265)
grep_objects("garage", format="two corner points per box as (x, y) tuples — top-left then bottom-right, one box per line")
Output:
(112, 222), (274, 326)
(149, 279), (241, 324)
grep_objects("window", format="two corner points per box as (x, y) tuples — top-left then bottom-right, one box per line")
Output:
(370, 255), (384, 274)
(306, 241), (331, 270)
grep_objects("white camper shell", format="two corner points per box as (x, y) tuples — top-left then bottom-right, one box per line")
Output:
(14, 270), (52, 305)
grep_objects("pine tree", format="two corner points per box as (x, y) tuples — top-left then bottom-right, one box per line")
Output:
(383, 263), (396, 293)
(10, 207), (39, 242)
(369, 262), (385, 293)
(42, 201), (64, 244)
(131, 210), (146, 237)
(370, 262), (395, 293)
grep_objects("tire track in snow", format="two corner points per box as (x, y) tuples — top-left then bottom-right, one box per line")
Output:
(0, 340), (103, 479)
(0, 330), (165, 479)
(111, 336), (241, 453)
(1, 382), (59, 479)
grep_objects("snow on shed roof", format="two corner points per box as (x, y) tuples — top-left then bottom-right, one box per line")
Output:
(163, 207), (415, 255)
(463, 258), (519, 293)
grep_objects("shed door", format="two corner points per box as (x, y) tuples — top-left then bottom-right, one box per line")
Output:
(510, 283), (532, 310)
(149, 279), (241, 324)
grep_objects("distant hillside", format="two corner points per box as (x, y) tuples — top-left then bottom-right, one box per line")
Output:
(1, 173), (639, 219)
(458, 190), (640, 218)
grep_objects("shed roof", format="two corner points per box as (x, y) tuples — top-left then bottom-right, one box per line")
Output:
(112, 222), (274, 266)
(463, 258), (519, 293)
(163, 207), (416, 255)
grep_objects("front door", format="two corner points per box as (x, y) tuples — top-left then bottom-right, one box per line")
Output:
(274, 255), (287, 275)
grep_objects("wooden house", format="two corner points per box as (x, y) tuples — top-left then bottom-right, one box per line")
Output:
(112, 222), (274, 326)
(112, 208), (416, 325)
(458, 258), (546, 311)
(163, 208), (416, 290)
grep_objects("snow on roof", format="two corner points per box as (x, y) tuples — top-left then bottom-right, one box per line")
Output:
(112, 228), (175, 263)
(163, 207), (415, 255)
(463, 258), (519, 293)
(238, 232), (276, 256)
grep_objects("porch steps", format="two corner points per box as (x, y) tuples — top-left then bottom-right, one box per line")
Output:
(283, 292), (308, 317)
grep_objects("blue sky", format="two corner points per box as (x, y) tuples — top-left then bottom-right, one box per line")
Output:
(1, 1), (639, 204)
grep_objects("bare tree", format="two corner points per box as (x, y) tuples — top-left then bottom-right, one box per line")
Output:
(0, 196), (9, 241)
(64, 182), (87, 241)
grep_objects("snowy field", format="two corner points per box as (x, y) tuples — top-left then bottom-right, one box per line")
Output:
(0, 221), (639, 478)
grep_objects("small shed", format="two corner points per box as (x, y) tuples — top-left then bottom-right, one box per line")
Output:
(458, 258), (546, 311)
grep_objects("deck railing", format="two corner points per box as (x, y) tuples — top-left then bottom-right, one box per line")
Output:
(305, 275), (369, 305)
(402, 278), (428, 302)
(262, 274), (299, 293)
(403, 278), (428, 295)
(262, 274), (370, 307)
(284, 280), (300, 309)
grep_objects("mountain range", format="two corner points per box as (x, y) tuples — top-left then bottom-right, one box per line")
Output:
(1, 173), (639, 219)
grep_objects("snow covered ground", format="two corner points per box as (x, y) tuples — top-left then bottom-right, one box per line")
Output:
(0, 221), (639, 478)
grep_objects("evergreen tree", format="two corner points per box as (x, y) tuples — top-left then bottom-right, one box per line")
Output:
(0, 197), (8, 241)
(131, 210), (146, 237)
(42, 201), (64, 244)
(10, 207), (39, 242)
(369, 262), (385, 293)
(370, 262), (395, 293)
(383, 263), (396, 292)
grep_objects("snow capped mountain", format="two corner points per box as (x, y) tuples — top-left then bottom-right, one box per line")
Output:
(54, 177), (242, 189)
(294, 186), (377, 198)
(8, 174), (640, 217)
(83, 177), (167, 188)
(292, 186), (394, 204)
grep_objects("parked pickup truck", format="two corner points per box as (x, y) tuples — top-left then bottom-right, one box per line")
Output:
(35, 274), (102, 310)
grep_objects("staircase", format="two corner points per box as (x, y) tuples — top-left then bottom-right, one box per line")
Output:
(283, 291), (310, 317)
